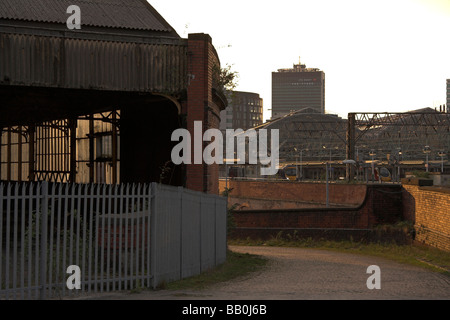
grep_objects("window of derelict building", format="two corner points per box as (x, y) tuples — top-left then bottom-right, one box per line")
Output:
(0, 111), (120, 184)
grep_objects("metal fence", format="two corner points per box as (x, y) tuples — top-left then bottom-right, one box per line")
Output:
(0, 181), (227, 300)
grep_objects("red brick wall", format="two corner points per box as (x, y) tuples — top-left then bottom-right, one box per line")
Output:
(228, 196), (339, 210)
(403, 184), (450, 251)
(234, 207), (368, 229)
(231, 184), (403, 240)
(205, 40), (221, 194)
(186, 33), (222, 194)
(222, 180), (367, 206)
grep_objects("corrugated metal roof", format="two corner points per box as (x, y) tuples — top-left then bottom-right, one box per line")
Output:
(0, 0), (175, 32)
(0, 32), (187, 93)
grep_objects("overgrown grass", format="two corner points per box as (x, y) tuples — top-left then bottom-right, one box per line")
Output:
(162, 250), (268, 291)
(229, 237), (450, 276)
(410, 170), (431, 179)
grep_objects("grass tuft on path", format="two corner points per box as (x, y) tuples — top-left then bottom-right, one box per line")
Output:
(163, 250), (268, 291)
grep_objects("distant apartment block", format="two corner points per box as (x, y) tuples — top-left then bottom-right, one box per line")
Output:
(272, 59), (325, 119)
(220, 91), (263, 131)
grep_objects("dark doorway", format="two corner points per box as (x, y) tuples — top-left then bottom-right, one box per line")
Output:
(120, 99), (184, 186)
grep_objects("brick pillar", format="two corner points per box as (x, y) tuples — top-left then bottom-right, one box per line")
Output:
(185, 33), (224, 194)
(186, 33), (215, 194)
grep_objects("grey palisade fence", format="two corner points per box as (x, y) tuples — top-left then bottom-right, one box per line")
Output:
(0, 181), (227, 299)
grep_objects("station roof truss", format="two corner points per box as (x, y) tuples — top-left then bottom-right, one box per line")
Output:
(351, 109), (450, 162)
(254, 108), (450, 164)
(257, 110), (348, 161)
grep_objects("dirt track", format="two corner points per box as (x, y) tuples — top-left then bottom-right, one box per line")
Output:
(79, 245), (450, 300)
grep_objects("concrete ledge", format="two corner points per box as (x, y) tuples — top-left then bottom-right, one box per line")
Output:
(401, 178), (433, 186)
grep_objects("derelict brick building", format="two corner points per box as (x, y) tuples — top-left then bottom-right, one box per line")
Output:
(0, 0), (227, 194)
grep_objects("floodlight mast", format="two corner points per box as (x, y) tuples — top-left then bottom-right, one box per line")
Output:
(346, 113), (356, 182)
(438, 151), (446, 173)
(423, 145), (431, 172)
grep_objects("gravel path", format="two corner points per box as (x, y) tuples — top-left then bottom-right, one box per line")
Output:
(80, 245), (450, 300)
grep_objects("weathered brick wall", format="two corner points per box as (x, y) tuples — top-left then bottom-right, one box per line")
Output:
(234, 207), (368, 230)
(221, 179), (367, 206)
(186, 34), (207, 193)
(231, 183), (403, 241)
(205, 41), (221, 195)
(402, 184), (450, 251)
(228, 196), (342, 210)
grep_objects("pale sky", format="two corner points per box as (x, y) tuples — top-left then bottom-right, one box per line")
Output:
(150, 0), (450, 121)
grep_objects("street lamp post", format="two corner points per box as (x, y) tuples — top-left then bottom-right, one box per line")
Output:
(325, 162), (329, 208)
(369, 149), (376, 183)
(224, 154), (239, 192)
(225, 161), (228, 190)
(355, 146), (359, 181)
(423, 145), (431, 172)
(293, 147), (299, 180)
(299, 149), (303, 181)
(294, 148), (307, 181)
(438, 151), (446, 173)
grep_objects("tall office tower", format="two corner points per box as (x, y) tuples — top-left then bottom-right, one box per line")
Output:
(272, 59), (325, 119)
(447, 79), (449, 112)
(219, 91), (263, 131)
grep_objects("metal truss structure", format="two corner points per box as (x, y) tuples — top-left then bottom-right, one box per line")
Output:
(261, 108), (450, 180)
(348, 110), (450, 163)
(266, 110), (348, 162)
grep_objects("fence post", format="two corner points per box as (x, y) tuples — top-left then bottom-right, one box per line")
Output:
(178, 186), (183, 280)
(40, 181), (49, 300)
(150, 183), (157, 289)
(214, 197), (217, 267)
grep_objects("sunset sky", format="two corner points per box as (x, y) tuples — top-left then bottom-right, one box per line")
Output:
(150, 0), (450, 121)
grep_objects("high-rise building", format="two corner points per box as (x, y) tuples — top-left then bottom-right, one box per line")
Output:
(220, 91), (263, 131)
(447, 79), (450, 112)
(271, 59), (325, 119)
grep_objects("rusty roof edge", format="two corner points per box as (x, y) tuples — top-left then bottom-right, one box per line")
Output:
(0, 19), (187, 46)
(138, 0), (180, 37)
(0, 16), (169, 32)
